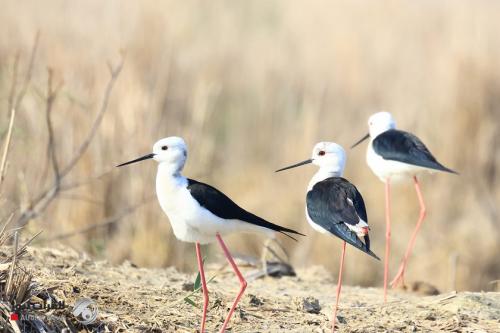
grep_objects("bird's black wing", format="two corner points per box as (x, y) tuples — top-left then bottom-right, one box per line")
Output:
(373, 129), (457, 174)
(306, 177), (379, 260)
(187, 179), (304, 240)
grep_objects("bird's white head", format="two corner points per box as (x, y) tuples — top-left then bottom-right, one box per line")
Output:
(117, 136), (188, 174)
(368, 111), (396, 138)
(276, 141), (346, 177)
(152, 137), (187, 167)
(311, 142), (346, 174)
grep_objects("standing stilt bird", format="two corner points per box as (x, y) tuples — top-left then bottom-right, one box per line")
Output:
(351, 111), (457, 301)
(276, 142), (379, 332)
(117, 137), (304, 333)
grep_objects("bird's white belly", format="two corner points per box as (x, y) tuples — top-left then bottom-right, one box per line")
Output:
(366, 143), (430, 183)
(157, 188), (214, 244)
(156, 184), (273, 244)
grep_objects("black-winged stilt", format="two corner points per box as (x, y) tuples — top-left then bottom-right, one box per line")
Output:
(117, 136), (304, 333)
(276, 142), (379, 332)
(351, 111), (457, 301)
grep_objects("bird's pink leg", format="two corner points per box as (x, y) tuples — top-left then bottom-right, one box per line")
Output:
(195, 242), (209, 333)
(390, 176), (427, 288)
(332, 241), (346, 333)
(383, 179), (391, 302)
(215, 233), (247, 333)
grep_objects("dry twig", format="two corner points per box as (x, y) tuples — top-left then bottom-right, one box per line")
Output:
(38, 196), (152, 242)
(45, 68), (63, 187)
(18, 56), (125, 226)
(13, 32), (40, 111)
(0, 108), (16, 191)
(1, 33), (40, 193)
(60, 57), (125, 177)
(5, 231), (19, 297)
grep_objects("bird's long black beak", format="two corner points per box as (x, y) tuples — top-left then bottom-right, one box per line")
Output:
(351, 133), (370, 149)
(275, 159), (313, 172)
(116, 153), (155, 167)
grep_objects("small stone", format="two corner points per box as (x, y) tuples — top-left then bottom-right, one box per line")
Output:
(266, 261), (296, 277)
(305, 319), (320, 325)
(297, 297), (321, 314)
(410, 281), (440, 295)
(424, 313), (436, 321)
(182, 282), (194, 291)
(248, 294), (264, 306)
(238, 308), (248, 321)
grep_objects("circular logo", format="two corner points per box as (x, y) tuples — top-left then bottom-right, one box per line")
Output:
(72, 298), (98, 325)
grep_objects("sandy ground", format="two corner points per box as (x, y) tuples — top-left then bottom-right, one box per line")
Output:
(17, 247), (500, 332)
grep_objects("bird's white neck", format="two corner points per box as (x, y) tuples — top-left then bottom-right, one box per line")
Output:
(369, 125), (395, 139)
(156, 162), (187, 194)
(308, 168), (343, 190)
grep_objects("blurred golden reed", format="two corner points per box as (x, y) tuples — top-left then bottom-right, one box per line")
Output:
(0, 0), (498, 292)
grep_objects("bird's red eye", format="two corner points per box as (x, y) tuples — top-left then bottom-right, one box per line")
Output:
(318, 150), (326, 156)
(161, 146), (168, 150)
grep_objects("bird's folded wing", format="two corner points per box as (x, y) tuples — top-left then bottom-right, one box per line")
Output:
(307, 178), (379, 259)
(187, 179), (304, 238)
(373, 129), (457, 173)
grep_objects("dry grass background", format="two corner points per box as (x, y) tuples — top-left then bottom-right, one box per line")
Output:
(0, 0), (498, 293)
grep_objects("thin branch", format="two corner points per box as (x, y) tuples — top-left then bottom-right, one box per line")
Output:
(59, 56), (125, 178)
(45, 68), (62, 187)
(0, 108), (16, 191)
(58, 168), (115, 192)
(18, 187), (57, 226)
(17, 230), (43, 253)
(6, 54), (20, 113)
(0, 213), (15, 238)
(5, 231), (19, 296)
(58, 194), (104, 205)
(17, 56), (125, 226)
(14, 31), (40, 111)
(39, 198), (151, 242)
(263, 243), (288, 264)
(2, 32), (39, 210)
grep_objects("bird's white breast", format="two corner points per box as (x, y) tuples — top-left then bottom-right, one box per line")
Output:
(305, 169), (342, 234)
(155, 173), (209, 243)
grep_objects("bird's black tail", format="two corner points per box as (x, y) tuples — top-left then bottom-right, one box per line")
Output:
(328, 223), (380, 260)
(241, 209), (306, 241)
(434, 162), (459, 175)
(277, 226), (306, 242)
(235, 206), (306, 241)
